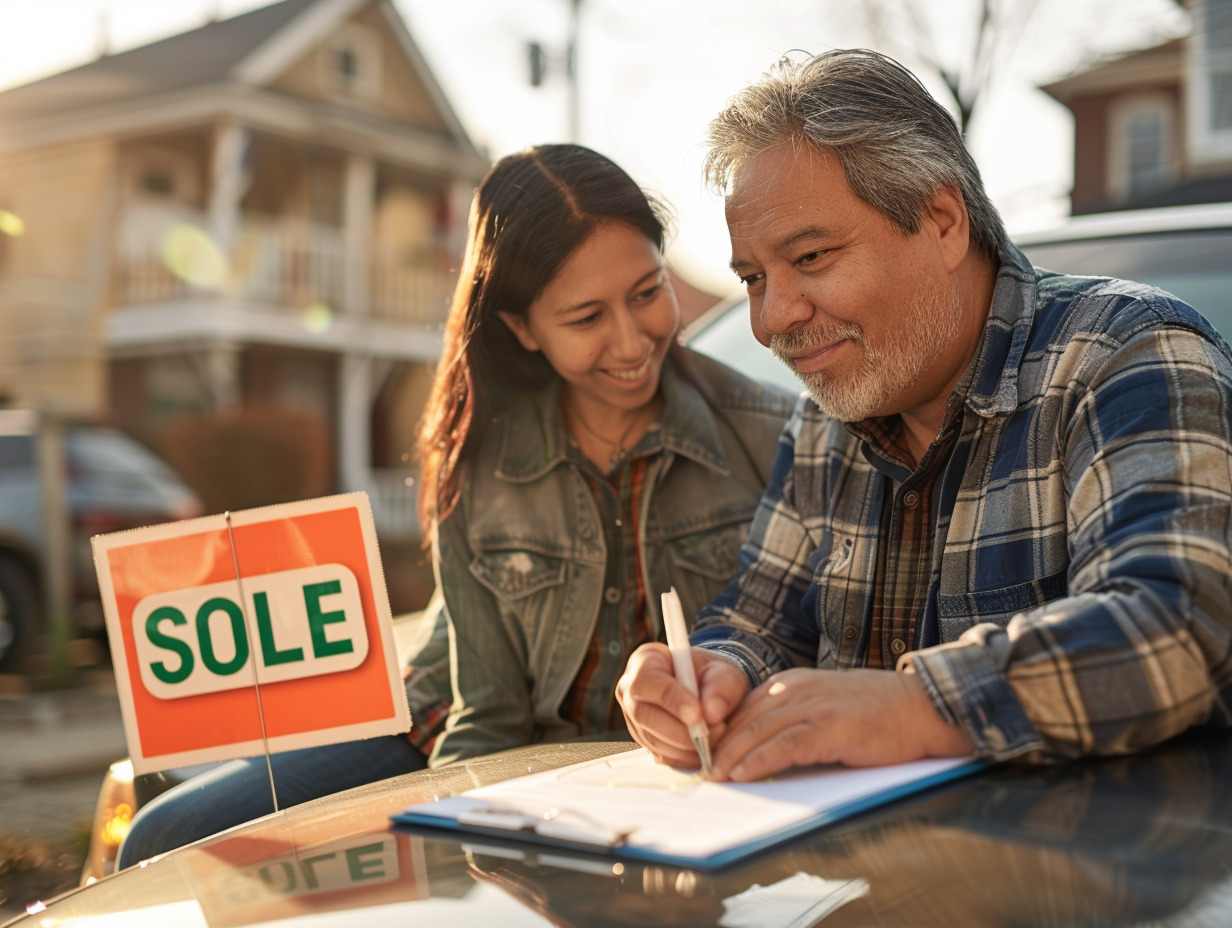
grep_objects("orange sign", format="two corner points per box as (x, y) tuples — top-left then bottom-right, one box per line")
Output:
(93, 493), (410, 774)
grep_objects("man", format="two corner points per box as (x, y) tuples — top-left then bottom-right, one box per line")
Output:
(616, 48), (1232, 782)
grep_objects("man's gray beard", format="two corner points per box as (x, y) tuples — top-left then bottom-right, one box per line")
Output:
(770, 282), (963, 422)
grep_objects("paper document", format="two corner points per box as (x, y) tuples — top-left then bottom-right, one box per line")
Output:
(393, 747), (983, 869)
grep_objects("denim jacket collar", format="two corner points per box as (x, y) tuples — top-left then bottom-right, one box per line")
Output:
(493, 355), (734, 484)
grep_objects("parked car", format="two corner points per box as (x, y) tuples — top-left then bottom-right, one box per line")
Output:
(686, 200), (1232, 383)
(22, 729), (1232, 927)
(0, 410), (203, 670)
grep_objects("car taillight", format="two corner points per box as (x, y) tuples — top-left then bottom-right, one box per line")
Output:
(74, 512), (132, 538)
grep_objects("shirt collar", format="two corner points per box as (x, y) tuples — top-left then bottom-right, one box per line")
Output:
(493, 353), (734, 483)
(963, 242), (1039, 417)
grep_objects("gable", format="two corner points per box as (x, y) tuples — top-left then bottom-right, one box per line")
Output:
(260, 1), (452, 136)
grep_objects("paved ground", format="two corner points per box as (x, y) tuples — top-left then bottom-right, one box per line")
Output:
(0, 673), (128, 922)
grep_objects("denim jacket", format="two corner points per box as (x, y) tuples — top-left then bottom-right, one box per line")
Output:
(409, 348), (795, 766)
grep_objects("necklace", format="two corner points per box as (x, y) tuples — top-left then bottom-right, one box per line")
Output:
(567, 402), (654, 468)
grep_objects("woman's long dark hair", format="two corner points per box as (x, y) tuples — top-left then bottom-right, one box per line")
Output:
(415, 144), (670, 532)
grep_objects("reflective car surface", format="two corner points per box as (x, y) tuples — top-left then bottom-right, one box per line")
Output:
(10, 730), (1232, 926)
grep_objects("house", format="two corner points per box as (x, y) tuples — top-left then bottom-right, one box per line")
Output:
(0, 0), (489, 607)
(1041, 0), (1232, 215)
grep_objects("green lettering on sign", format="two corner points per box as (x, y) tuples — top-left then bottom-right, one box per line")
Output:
(196, 597), (249, 676)
(147, 606), (194, 684)
(345, 842), (387, 881)
(254, 591), (304, 666)
(298, 852), (336, 890)
(304, 580), (353, 658)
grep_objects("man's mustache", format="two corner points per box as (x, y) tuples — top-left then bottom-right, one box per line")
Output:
(769, 323), (864, 363)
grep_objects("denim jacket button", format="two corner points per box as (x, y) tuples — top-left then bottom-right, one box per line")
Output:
(604, 586), (621, 604)
(843, 626), (857, 640)
(606, 640), (622, 657)
(579, 522), (595, 539)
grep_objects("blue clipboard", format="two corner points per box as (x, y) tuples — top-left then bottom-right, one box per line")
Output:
(392, 747), (986, 870)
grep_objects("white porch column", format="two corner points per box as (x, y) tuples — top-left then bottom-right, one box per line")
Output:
(208, 122), (248, 289)
(447, 178), (475, 259)
(338, 352), (372, 493)
(204, 342), (242, 411)
(343, 154), (375, 317)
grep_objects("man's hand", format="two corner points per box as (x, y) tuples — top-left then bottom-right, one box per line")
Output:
(616, 643), (749, 768)
(711, 668), (974, 782)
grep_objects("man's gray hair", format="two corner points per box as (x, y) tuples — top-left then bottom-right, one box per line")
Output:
(705, 49), (1007, 262)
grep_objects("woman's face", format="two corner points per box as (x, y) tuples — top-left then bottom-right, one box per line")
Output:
(500, 220), (680, 417)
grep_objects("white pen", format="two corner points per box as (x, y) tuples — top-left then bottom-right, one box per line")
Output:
(661, 587), (715, 779)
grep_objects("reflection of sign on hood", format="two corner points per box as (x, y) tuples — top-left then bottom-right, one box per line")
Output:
(179, 827), (427, 928)
(94, 493), (410, 774)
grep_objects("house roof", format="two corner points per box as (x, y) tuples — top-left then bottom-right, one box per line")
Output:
(1041, 38), (1184, 102)
(0, 0), (319, 123)
(0, 0), (481, 166)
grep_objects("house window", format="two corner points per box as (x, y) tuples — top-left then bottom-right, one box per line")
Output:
(1108, 95), (1174, 204)
(125, 149), (198, 205)
(1125, 109), (1169, 198)
(321, 24), (381, 100)
(1190, 0), (1232, 160)
(142, 170), (177, 198)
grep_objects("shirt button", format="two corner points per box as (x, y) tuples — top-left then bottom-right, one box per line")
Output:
(891, 638), (907, 655)
(604, 586), (621, 604)
(902, 490), (920, 509)
(843, 626), (857, 640)
(606, 640), (622, 657)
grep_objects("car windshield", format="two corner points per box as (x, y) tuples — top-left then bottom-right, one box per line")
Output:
(1019, 229), (1232, 339)
(65, 426), (181, 482)
(686, 301), (802, 394)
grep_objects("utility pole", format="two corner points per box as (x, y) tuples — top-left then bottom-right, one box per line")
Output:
(37, 411), (72, 684)
(526, 0), (584, 143)
(566, 0), (581, 144)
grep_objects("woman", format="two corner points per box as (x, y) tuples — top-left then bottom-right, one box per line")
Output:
(117, 144), (793, 867)
(409, 143), (794, 764)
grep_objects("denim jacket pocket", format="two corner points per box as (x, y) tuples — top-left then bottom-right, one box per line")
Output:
(664, 522), (749, 620)
(936, 568), (1069, 640)
(469, 549), (571, 666)
(469, 550), (568, 600)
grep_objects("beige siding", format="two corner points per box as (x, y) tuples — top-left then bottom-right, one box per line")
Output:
(0, 139), (116, 411)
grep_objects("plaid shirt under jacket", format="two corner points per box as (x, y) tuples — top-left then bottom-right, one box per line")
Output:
(692, 244), (1232, 763)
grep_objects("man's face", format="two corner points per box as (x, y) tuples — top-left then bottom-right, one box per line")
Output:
(726, 141), (969, 423)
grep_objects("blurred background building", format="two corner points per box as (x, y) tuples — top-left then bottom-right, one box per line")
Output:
(0, 0), (492, 625)
(1043, 0), (1232, 214)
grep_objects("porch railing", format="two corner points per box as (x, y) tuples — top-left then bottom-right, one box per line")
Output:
(112, 211), (454, 327)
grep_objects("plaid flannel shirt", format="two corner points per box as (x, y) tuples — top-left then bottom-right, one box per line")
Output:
(692, 244), (1232, 762)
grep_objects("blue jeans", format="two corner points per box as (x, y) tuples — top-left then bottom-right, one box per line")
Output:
(117, 735), (427, 869)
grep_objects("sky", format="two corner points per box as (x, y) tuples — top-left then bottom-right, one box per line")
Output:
(0, 0), (1190, 293)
